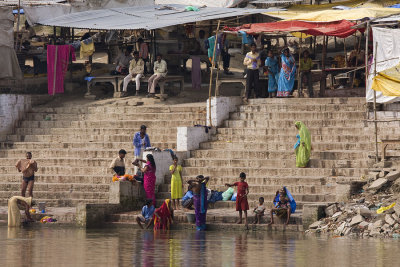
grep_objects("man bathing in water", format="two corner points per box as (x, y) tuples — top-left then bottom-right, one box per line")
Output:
(187, 175), (209, 231)
(15, 152), (38, 198)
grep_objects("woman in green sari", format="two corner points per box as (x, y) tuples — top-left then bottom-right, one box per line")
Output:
(294, 121), (311, 168)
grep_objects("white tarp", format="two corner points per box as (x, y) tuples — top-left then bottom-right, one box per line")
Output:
(24, 4), (72, 25)
(24, 0), (154, 25)
(366, 27), (400, 103)
(0, 6), (14, 48)
(36, 4), (271, 30)
(155, 0), (245, 7)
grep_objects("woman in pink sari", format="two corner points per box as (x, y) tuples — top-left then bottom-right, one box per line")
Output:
(134, 154), (157, 205)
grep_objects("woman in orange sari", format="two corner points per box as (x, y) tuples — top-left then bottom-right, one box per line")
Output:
(153, 199), (174, 231)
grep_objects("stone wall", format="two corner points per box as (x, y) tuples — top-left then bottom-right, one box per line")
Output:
(0, 94), (32, 141)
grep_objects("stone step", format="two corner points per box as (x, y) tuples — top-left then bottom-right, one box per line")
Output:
(165, 175), (339, 186)
(6, 133), (176, 145)
(203, 200), (312, 211)
(223, 119), (365, 128)
(0, 174), (111, 184)
(229, 111), (365, 121)
(156, 191), (336, 203)
(190, 150), (369, 160)
(0, 157), (137, 167)
(19, 119), (203, 129)
(183, 158), (371, 169)
(0, 149), (146, 159)
(199, 141), (374, 151)
(0, 182), (109, 192)
(182, 166), (368, 177)
(158, 184), (331, 195)
(216, 127), (374, 136)
(212, 133), (372, 143)
(0, 141), (174, 150)
(0, 198), (107, 207)
(247, 97), (364, 105)
(12, 129), (177, 141)
(108, 209), (303, 224)
(0, 165), (122, 175)
(32, 105), (206, 114)
(0, 190), (109, 200)
(14, 127), (178, 136)
(25, 112), (206, 122)
(237, 104), (366, 112)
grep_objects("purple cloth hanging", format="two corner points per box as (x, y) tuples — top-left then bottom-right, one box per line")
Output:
(191, 56), (201, 90)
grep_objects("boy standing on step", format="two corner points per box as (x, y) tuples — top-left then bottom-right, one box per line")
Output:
(15, 152), (38, 198)
(225, 172), (249, 228)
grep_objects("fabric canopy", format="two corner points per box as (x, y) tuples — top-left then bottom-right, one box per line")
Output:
(242, 20), (358, 38)
(367, 27), (400, 103)
(372, 65), (400, 97)
(265, 7), (400, 22)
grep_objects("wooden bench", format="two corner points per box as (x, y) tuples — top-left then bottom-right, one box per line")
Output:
(381, 140), (400, 162)
(85, 74), (184, 99)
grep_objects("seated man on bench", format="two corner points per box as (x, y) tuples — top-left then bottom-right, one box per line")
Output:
(122, 51), (144, 97)
(147, 54), (167, 98)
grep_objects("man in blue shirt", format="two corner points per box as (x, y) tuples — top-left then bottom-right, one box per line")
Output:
(133, 125), (151, 160)
(136, 199), (155, 229)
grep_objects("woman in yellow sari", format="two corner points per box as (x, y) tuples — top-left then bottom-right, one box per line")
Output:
(294, 121), (311, 168)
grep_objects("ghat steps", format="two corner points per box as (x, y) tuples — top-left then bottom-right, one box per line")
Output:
(0, 102), (207, 206)
(156, 97), (396, 211)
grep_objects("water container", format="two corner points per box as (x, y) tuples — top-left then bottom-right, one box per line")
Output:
(38, 202), (46, 213)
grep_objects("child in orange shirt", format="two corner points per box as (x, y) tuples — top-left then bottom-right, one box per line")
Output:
(225, 172), (249, 228)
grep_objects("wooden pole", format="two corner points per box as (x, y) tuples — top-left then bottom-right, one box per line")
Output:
(343, 38), (347, 67)
(320, 35), (327, 97)
(297, 34), (302, 97)
(351, 34), (361, 88)
(373, 42), (378, 162)
(15, 0), (21, 50)
(365, 22), (370, 120)
(208, 20), (221, 127)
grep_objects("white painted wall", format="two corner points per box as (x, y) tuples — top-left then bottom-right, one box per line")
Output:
(206, 96), (242, 127)
(177, 126), (216, 152)
(0, 94), (32, 141)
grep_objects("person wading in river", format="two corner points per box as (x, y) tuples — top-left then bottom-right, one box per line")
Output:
(15, 152), (38, 198)
(187, 175), (209, 231)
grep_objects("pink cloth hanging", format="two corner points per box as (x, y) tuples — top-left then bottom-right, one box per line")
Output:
(191, 56), (202, 90)
(47, 45), (75, 95)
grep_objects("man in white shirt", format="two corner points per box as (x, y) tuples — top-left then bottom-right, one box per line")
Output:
(122, 51), (144, 97)
(243, 43), (261, 103)
(147, 54), (167, 98)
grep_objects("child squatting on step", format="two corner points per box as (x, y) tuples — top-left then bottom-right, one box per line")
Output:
(225, 172), (249, 228)
(253, 197), (265, 224)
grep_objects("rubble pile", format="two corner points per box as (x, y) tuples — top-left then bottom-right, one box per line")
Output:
(306, 165), (400, 238)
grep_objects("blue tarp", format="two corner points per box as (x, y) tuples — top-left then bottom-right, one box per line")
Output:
(12, 9), (24, 14)
(389, 4), (400, 8)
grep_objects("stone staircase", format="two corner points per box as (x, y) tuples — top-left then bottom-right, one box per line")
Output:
(157, 97), (381, 212)
(0, 102), (207, 206)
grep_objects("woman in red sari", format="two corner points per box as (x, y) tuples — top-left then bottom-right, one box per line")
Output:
(153, 199), (174, 231)
(134, 154), (157, 205)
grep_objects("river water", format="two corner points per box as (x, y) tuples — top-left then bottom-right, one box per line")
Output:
(0, 226), (399, 267)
